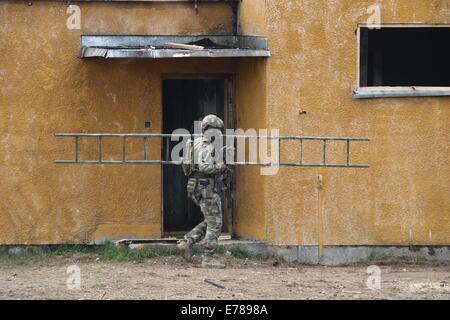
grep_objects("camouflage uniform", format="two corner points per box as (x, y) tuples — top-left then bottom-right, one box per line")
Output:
(178, 115), (227, 266)
(184, 137), (226, 257)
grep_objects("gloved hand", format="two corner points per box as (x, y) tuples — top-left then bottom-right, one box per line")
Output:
(217, 163), (227, 172)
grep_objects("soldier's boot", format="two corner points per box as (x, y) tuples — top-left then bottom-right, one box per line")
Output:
(177, 240), (193, 261)
(201, 256), (225, 269)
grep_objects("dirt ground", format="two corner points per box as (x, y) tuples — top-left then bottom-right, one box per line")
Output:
(0, 254), (449, 300)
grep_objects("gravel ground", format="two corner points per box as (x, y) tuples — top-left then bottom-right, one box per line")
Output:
(0, 254), (449, 300)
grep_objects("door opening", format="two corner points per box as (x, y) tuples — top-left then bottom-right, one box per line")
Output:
(162, 77), (233, 236)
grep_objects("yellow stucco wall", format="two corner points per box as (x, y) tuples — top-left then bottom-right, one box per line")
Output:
(1, 0), (449, 246)
(0, 1), (236, 244)
(238, 0), (450, 246)
(234, 58), (268, 240)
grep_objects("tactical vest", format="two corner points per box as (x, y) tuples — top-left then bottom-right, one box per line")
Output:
(182, 137), (206, 178)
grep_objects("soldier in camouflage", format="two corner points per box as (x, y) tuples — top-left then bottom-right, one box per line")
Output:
(177, 115), (229, 269)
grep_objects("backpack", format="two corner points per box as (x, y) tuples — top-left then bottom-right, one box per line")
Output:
(182, 139), (194, 177)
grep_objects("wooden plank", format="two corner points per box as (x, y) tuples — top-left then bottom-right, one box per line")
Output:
(164, 42), (205, 51)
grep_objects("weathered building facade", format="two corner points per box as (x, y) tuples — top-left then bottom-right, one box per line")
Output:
(0, 0), (449, 263)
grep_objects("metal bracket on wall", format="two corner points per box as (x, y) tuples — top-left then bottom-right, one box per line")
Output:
(54, 133), (369, 168)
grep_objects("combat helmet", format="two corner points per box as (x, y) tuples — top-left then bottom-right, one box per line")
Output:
(201, 114), (224, 132)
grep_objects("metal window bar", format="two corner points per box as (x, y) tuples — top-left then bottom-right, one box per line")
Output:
(54, 133), (369, 168)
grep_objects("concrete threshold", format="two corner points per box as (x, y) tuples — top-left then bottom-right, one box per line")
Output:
(120, 240), (450, 265)
(121, 239), (268, 256)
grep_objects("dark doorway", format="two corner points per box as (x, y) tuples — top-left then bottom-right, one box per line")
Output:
(162, 77), (232, 235)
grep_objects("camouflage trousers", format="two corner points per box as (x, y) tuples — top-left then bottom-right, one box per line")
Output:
(183, 178), (222, 257)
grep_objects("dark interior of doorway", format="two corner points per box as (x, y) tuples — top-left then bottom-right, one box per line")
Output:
(359, 27), (450, 87)
(163, 78), (227, 234)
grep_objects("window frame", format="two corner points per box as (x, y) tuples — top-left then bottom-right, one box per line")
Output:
(354, 23), (450, 99)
